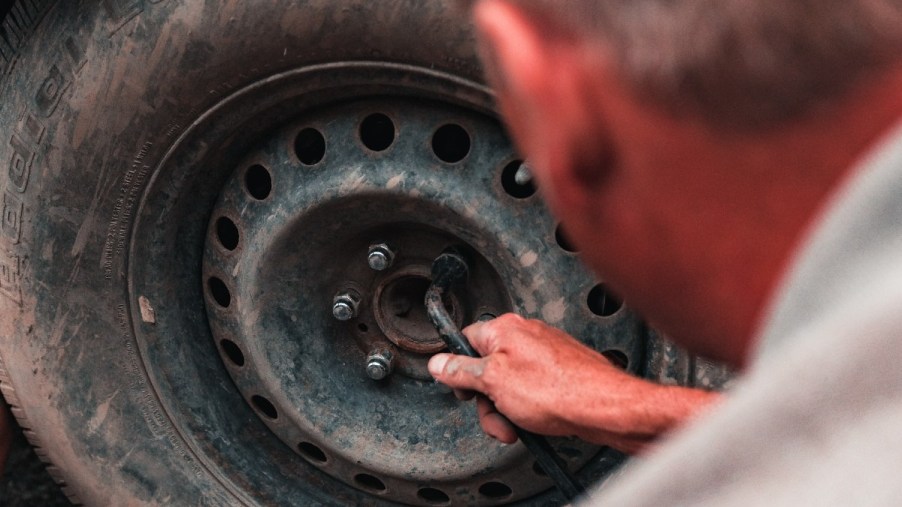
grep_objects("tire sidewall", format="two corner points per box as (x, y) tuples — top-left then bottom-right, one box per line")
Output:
(0, 2), (484, 504)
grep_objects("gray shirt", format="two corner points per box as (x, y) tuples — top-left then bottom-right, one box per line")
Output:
(589, 123), (902, 506)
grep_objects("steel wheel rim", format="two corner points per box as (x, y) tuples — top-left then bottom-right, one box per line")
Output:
(128, 63), (641, 505)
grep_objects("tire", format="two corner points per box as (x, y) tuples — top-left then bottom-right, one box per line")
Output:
(0, 2), (727, 505)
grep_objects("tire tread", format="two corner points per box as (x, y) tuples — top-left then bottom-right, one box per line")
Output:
(1, 3), (84, 503)
(0, 0), (52, 77)
(0, 352), (83, 505)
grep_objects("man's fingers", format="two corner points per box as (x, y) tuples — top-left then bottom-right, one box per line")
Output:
(462, 313), (525, 357)
(428, 353), (488, 392)
(477, 396), (518, 444)
(460, 320), (494, 357)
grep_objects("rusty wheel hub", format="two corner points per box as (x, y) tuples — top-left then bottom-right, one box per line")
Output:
(374, 264), (462, 355)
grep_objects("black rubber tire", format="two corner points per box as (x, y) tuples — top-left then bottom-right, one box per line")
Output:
(0, 3), (15, 25)
(0, 2), (487, 504)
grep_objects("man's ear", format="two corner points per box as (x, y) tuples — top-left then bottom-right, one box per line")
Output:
(473, 1), (549, 106)
(475, 0), (615, 197)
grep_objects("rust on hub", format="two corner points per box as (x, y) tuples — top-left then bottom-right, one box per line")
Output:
(373, 265), (462, 354)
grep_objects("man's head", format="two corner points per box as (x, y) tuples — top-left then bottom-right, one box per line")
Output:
(467, 0), (902, 365)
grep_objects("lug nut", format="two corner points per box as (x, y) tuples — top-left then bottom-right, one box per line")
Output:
(365, 349), (394, 380)
(332, 290), (361, 321)
(367, 243), (396, 271)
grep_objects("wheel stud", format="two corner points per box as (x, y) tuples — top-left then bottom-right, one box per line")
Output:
(367, 243), (396, 271)
(332, 290), (361, 321)
(514, 162), (533, 186)
(365, 348), (394, 380)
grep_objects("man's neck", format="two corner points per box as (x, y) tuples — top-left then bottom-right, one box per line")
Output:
(697, 66), (902, 365)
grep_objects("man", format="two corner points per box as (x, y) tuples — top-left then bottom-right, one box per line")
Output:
(429, 0), (902, 504)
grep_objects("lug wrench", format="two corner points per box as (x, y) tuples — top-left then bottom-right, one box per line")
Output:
(425, 248), (584, 502)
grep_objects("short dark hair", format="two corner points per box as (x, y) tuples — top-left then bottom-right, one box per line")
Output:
(476, 0), (902, 129)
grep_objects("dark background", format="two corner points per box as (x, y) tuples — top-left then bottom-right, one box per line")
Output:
(0, 1), (14, 21)
(1, 1), (71, 504)
(1, 430), (70, 506)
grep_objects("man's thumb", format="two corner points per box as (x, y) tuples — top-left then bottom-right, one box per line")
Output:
(428, 353), (487, 393)
(428, 354), (450, 377)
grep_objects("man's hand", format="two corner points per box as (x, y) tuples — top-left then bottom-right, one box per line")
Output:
(428, 314), (719, 454)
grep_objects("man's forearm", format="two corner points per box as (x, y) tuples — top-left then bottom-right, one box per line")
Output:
(571, 378), (722, 454)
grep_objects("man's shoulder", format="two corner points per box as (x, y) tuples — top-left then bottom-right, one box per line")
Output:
(590, 283), (902, 505)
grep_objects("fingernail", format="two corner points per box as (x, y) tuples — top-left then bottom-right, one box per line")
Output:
(428, 354), (449, 377)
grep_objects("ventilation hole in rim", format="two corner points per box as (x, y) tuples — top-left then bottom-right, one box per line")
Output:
(251, 395), (278, 420)
(417, 487), (450, 505)
(588, 284), (623, 316)
(208, 277), (231, 308)
(216, 216), (240, 251)
(245, 164), (272, 200)
(354, 473), (387, 492)
(432, 124), (471, 163)
(478, 313), (498, 322)
(501, 160), (536, 198)
(220, 339), (245, 367)
(532, 461), (548, 476)
(298, 441), (328, 463)
(602, 350), (630, 370)
(479, 482), (513, 499)
(360, 113), (396, 152)
(295, 128), (326, 165)
(358, 323), (369, 333)
(555, 224), (578, 253)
